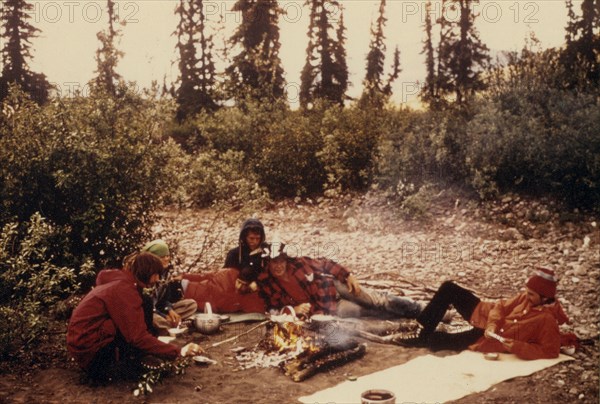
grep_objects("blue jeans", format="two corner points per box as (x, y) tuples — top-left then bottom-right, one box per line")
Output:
(333, 280), (421, 319)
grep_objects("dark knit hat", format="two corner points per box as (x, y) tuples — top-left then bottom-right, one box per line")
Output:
(526, 267), (558, 298)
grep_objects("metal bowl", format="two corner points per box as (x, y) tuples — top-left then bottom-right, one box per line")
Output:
(194, 302), (221, 334)
(194, 313), (220, 334)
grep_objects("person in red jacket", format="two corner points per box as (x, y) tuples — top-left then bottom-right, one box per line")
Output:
(179, 268), (266, 313)
(394, 267), (569, 360)
(67, 252), (201, 382)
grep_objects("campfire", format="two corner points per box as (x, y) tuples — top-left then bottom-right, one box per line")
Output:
(234, 318), (367, 382)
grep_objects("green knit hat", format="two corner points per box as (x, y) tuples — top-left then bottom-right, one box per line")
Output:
(141, 239), (170, 258)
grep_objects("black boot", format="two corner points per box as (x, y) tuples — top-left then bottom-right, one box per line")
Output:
(392, 324), (429, 347)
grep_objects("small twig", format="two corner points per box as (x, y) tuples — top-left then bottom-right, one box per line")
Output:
(210, 320), (269, 348)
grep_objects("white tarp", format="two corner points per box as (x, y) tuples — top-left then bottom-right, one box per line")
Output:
(299, 350), (573, 404)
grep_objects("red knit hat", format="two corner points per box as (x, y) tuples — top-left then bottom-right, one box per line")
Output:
(526, 267), (558, 298)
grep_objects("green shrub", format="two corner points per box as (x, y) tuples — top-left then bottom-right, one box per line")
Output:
(254, 109), (324, 197)
(190, 100), (324, 198)
(465, 93), (600, 207)
(187, 149), (268, 208)
(0, 303), (47, 360)
(318, 104), (383, 192)
(401, 183), (434, 218)
(0, 213), (94, 360)
(375, 107), (439, 192)
(0, 86), (186, 267)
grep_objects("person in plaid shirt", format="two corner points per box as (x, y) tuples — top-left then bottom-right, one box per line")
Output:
(257, 244), (421, 319)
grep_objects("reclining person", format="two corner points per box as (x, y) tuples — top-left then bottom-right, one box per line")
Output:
(67, 252), (201, 383)
(394, 267), (569, 360)
(179, 267), (266, 313)
(257, 244), (421, 319)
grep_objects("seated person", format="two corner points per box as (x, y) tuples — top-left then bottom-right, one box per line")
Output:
(394, 267), (569, 360)
(257, 243), (422, 319)
(224, 218), (268, 293)
(66, 252), (201, 382)
(141, 240), (197, 334)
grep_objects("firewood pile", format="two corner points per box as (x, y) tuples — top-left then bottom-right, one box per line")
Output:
(282, 341), (366, 382)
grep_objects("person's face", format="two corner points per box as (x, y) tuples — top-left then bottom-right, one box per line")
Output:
(159, 255), (171, 270)
(245, 230), (262, 250)
(268, 258), (287, 279)
(526, 288), (544, 306)
(141, 273), (161, 288)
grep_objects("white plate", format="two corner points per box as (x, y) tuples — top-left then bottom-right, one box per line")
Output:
(193, 355), (217, 365)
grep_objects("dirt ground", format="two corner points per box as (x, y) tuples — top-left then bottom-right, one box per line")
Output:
(1, 190), (598, 403)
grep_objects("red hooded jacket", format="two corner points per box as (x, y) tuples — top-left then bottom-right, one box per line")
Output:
(182, 268), (265, 313)
(66, 269), (179, 370)
(468, 292), (570, 360)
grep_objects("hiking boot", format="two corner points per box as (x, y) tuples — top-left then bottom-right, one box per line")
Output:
(392, 325), (428, 348)
(393, 333), (428, 348)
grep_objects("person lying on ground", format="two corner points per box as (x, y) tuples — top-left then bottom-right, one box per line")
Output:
(224, 218), (268, 294)
(393, 267), (569, 360)
(257, 243), (422, 319)
(141, 239), (197, 335)
(177, 267), (266, 314)
(67, 252), (202, 383)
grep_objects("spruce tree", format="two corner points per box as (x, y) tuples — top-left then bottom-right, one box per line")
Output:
(435, 0), (456, 103)
(562, 0), (600, 90)
(174, 0), (218, 121)
(454, 0), (489, 103)
(434, 0), (489, 104)
(226, 0), (285, 101)
(362, 0), (387, 102)
(421, 1), (437, 105)
(0, 0), (49, 103)
(93, 0), (123, 95)
(361, 0), (401, 107)
(331, 10), (349, 104)
(300, 0), (348, 108)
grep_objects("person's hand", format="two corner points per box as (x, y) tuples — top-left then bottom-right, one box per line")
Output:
(502, 338), (514, 351)
(236, 278), (252, 294)
(294, 303), (311, 317)
(181, 343), (203, 357)
(346, 275), (361, 295)
(484, 325), (496, 339)
(166, 309), (181, 327)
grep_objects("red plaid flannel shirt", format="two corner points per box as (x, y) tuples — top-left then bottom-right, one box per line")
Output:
(257, 257), (350, 315)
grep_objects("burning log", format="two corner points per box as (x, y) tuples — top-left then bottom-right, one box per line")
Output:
(283, 342), (367, 382)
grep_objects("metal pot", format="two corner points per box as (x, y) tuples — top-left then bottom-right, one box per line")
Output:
(194, 302), (221, 334)
(269, 305), (298, 324)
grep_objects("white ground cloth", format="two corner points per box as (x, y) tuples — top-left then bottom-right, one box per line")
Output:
(299, 350), (573, 404)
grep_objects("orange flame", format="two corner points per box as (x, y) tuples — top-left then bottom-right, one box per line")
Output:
(273, 322), (318, 354)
